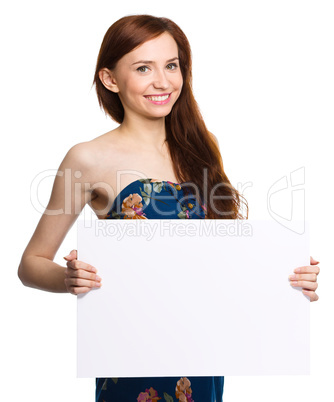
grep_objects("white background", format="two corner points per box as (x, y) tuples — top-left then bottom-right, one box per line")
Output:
(1, 0), (333, 401)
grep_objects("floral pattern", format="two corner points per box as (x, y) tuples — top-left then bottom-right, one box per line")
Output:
(136, 377), (194, 401)
(137, 387), (162, 401)
(99, 377), (195, 401)
(120, 193), (147, 219)
(105, 178), (206, 220)
(175, 378), (194, 402)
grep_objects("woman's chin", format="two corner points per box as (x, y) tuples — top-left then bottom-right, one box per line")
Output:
(144, 108), (173, 120)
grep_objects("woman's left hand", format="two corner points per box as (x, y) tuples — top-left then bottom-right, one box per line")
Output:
(289, 256), (320, 301)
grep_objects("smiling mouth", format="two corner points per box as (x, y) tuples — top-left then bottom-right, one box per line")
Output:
(144, 93), (171, 101)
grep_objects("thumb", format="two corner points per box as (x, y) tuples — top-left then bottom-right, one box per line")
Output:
(310, 256), (320, 265)
(63, 249), (77, 261)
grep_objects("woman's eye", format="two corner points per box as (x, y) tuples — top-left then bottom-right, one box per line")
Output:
(137, 66), (149, 73)
(166, 63), (178, 70)
(136, 63), (178, 73)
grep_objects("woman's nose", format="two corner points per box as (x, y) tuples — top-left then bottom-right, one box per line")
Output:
(153, 69), (169, 89)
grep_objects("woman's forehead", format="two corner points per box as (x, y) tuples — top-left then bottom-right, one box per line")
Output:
(122, 33), (179, 63)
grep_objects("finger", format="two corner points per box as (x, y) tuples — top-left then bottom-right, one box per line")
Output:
(66, 259), (97, 273)
(302, 289), (319, 302)
(68, 286), (94, 295)
(67, 268), (102, 282)
(65, 277), (102, 289)
(310, 256), (320, 265)
(63, 249), (78, 261)
(290, 280), (318, 291)
(289, 273), (318, 282)
(294, 265), (320, 275)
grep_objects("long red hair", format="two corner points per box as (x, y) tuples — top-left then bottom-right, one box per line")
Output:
(93, 15), (248, 219)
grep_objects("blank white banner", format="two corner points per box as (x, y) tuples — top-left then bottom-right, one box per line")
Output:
(77, 219), (310, 378)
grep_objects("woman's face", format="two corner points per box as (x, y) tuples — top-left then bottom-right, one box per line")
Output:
(109, 32), (183, 120)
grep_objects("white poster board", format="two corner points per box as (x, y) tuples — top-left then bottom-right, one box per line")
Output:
(77, 219), (310, 377)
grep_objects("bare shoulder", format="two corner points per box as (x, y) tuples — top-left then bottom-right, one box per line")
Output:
(208, 130), (220, 149)
(61, 129), (119, 173)
(54, 142), (94, 184)
(63, 141), (98, 168)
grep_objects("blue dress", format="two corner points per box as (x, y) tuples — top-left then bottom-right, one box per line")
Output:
(97, 178), (224, 401)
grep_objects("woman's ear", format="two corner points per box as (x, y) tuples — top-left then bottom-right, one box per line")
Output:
(98, 68), (120, 93)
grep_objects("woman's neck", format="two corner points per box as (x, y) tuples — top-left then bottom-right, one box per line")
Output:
(118, 114), (167, 152)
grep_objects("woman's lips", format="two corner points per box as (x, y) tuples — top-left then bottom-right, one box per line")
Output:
(144, 93), (172, 105)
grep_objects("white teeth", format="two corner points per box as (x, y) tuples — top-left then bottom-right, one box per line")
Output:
(146, 94), (170, 101)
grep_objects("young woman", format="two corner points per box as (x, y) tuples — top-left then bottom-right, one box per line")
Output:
(18, 14), (320, 402)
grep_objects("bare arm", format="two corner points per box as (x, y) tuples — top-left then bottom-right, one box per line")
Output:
(18, 142), (98, 293)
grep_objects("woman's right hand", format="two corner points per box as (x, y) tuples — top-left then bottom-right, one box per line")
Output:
(63, 249), (102, 295)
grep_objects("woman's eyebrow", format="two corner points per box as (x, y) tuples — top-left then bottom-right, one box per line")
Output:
(131, 57), (179, 65)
